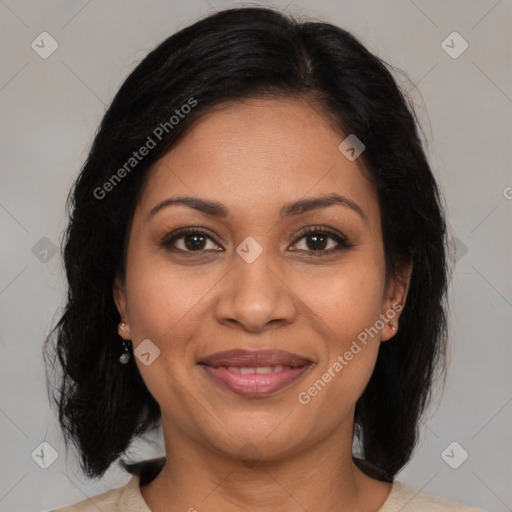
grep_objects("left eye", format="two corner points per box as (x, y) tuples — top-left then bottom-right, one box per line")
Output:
(290, 228), (353, 254)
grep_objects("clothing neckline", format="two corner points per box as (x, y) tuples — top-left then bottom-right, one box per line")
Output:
(121, 470), (405, 512)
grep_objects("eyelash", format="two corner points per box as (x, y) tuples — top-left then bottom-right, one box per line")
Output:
(159, 226), (354, 257)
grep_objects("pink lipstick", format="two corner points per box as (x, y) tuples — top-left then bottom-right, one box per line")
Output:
(199, 349), (313, 397)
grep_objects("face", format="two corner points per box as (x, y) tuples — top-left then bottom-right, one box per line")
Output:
(114, 96), (410, 462)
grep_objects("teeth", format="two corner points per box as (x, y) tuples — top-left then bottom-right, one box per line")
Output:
(255, 366), (273, 374)
(221, 365), (288, 374)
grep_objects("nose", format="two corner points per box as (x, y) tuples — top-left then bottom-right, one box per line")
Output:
(214, 246), (297, 333)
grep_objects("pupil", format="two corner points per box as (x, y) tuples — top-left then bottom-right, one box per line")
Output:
(307, 234), (326, 251)
(185, 234), (206, 250)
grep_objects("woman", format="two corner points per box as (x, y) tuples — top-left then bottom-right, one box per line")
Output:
(45, 6), (482, 512)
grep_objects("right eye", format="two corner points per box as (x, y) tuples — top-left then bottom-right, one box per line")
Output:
(160, 227), (223, 253)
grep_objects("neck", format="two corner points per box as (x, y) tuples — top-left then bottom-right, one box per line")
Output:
(139, 419), (392, 512)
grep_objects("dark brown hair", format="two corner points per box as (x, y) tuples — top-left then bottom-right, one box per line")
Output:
(44, 6), (448, 483)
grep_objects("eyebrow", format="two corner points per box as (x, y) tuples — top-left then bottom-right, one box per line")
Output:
(148, 193), (367, 223)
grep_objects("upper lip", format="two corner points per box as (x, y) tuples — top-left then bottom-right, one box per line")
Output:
(199, 349), (312, 368)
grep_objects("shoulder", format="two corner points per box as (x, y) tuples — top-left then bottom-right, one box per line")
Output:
(50, 456), (165, 511)
(380, 480), (484, 512)
(50, 474), (146, 512)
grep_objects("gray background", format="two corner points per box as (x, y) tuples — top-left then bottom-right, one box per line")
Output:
(0, 1), (511, 511)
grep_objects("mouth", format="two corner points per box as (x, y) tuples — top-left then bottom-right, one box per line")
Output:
(198, 349), (313, 397)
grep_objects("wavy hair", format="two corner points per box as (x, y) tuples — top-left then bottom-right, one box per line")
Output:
(44, 6), (449, 482)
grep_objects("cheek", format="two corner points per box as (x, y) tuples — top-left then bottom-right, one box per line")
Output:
(125, 256), (212, 342)
(308, 259), (386, 342)
(123, 259), (205, 412)
(298, 257), (385, 400)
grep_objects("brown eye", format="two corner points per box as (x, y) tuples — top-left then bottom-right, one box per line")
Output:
(291, 227), (354, 255)
(181, 233), (208, 251)
(161, 228), (222, 253)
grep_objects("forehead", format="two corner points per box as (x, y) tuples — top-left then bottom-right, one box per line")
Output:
(135, 97), (379, 224)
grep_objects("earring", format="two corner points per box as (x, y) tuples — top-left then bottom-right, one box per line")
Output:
(119, 339), (131, 364)
(119, 322), (131, 364)
(388, 321), (397, 333)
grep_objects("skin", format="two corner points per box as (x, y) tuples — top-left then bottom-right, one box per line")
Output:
(113, 96), (412, 512)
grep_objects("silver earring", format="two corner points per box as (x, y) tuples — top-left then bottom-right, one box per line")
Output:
(388, 321), (397, 332)
(119, 339), (131, 364)
(119, 323), (131, 364)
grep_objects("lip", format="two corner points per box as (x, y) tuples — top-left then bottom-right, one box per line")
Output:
(198, 349), (313, 397)
(199, 349), (312, 368)
(200, 364), (312, 397)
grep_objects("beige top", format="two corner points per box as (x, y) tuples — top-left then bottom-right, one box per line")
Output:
(51, 473), (483, 511)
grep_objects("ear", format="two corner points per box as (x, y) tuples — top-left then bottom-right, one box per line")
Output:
(113, 274), (131, 340)
(380, 257), (413, 342)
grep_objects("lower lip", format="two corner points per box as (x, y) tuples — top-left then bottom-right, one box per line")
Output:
(199, 364), (312, 397)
